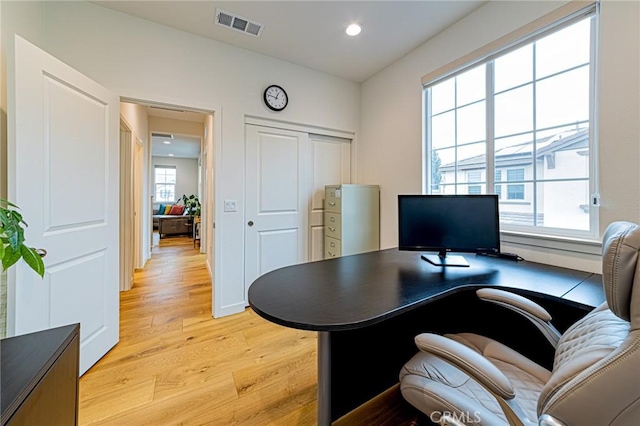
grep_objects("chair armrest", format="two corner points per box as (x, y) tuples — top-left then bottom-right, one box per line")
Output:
(415, 333), (536, 425)
(477, 288), (562, 348)
(414, 333), (515, 400)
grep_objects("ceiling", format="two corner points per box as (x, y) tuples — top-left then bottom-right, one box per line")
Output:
(147, 106), (206, 159)
(92, 1), (488, 83)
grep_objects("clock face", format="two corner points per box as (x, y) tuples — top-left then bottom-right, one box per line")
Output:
(263, 85), (288, 111)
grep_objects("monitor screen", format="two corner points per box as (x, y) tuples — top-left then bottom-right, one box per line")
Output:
(398, 195), (500, 256)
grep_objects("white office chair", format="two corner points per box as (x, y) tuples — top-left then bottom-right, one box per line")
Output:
(399, 221), (640, 426)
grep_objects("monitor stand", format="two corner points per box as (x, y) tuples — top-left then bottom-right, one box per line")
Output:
(421, 251), (470, 267)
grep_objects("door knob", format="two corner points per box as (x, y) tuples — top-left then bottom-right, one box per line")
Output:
(248, 221), (254, 227)
(35, 248), (47, 258)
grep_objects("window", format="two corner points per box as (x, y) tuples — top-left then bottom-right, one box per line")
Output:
(467, 170), (482, 195)
(425, 10), (597, 237)
(155, 166), (176, 202)
(506, 168), (525, 200)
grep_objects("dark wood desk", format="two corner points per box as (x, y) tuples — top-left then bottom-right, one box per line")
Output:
(1, 324), (80, 425)
(248, 248), (604, 425)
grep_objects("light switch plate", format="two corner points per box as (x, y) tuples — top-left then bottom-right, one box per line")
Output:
(224, 200), (237, 212)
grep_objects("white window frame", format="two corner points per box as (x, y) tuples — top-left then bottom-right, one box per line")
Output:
(423, 5), (599, 240)
(154, 165), (177, 203)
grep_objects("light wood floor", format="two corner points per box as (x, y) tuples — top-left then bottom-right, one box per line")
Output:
(79, 235), (318, 425)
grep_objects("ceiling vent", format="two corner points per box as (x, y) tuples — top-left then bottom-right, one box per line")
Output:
(151, 133), (174, 139)
(215, 8), (264, 38)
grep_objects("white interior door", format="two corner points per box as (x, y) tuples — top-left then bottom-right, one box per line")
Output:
(308, 135), (351, 261)
(244, 125), (309, 297)
(8, 35), (120, 375)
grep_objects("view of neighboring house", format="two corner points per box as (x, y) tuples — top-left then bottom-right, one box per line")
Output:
(434, 127), (590, 230)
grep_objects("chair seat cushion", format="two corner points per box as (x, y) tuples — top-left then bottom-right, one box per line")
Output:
(400, 332), (551, 425)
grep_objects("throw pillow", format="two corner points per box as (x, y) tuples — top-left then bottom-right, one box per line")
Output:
(158, 204), (166, 215)
(169, 205), (185, 215)
(164, 205), (173, 214)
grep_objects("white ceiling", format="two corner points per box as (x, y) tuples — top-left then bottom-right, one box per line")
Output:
(92, 1), (488, 83)
(147, 106), (206, 159)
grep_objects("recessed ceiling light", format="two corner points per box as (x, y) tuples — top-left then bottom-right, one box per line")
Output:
(346, 23), (362, 37)
(168, 154), (174, 157)
(163, 141), (171, 145)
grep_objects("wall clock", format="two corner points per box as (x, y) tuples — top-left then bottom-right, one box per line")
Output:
(263, 84), (288, 111)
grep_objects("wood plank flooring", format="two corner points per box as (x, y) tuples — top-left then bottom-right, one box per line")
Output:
(79, 235), (317, 425)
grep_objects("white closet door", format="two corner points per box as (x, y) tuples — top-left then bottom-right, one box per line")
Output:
(308, 135), (351, 261)
(244, 125), (309, 297)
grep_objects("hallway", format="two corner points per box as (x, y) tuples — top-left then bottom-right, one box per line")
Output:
(78, 235), (317, 425)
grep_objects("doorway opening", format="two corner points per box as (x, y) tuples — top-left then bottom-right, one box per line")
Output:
(119, 99), (216, 300)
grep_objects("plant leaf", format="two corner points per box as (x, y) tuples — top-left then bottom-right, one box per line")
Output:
(0, 242), (5, 260)
(0, 198), (20, 208)
(20, 244), (45, 278)
(2, 244), (21, 271)
(4, 224), (24, 250)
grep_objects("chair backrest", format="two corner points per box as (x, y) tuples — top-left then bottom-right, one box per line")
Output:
(537, 221), (640, 425)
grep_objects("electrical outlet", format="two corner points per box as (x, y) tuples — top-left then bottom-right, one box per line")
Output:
(224, 200), (237, 212)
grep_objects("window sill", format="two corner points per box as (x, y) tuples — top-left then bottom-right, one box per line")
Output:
(500, 230), (601, 256)
(500, 201), (530, 205)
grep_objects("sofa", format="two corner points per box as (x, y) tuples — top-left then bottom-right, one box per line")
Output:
(153, 204), (192, 238)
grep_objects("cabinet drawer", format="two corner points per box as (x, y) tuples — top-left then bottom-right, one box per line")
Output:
(324, 212), (342, 239)
(325, 186), (342, 213)
(324, 236), (342, 259)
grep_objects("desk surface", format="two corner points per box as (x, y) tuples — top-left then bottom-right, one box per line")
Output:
(248, 248), (604, 332)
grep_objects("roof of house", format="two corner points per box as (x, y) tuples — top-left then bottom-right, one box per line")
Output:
(439, 127), (589, 171)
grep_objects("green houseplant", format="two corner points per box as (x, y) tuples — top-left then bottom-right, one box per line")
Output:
(181, 194), (201, 218)
(0, 199), (45, 277)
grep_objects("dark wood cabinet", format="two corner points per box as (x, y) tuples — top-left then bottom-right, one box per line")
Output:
(158, 216), (192, 238)
(1, 324), (80, 426)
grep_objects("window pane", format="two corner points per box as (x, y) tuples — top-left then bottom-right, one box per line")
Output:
(536, 66), (589, 129)
(494, 84), (533, 137)
(507, 184), (525, 200)
(437, 184), (457, 195)
(495, 133), (533, 176)
(507, 169), (525, 181)
(431, 78), (455, 115)
(155, 184), (175, 202)
(457, 142), (486, 174)
(537, 180), (589, 230)
(431, 111), (455, 149)
(431, 150), (445, 191)
(494, 184), (502, 199)
(457, 101), (485, 145)
(536, 19), (591, 79)
(466, 184), (484, 195)
(456, 65), (485, 106)
(536, 126), (590, 180)
(468, 170), (482, 183)
(433, 147), (456, 187)
(499, 183), (534, 226)
(495, 44), (533, 93)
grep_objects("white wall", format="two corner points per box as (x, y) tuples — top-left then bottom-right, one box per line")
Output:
(359, 0), (639, 273)
(151, 156), (199, 206)
(1, 1), (360, 317)
(120, 101), (151, 265)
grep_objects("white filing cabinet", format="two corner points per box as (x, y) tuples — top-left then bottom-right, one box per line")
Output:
(324, 184), (380, 259)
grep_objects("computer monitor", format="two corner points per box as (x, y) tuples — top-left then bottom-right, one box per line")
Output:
(398, 194), (500, 267)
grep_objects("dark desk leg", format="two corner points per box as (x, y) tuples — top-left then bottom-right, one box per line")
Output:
(318, 331), (331, 426)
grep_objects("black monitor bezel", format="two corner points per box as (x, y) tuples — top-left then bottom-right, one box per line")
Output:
(397, 194), (501, 255)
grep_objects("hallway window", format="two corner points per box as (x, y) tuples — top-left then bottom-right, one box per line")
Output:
(155, 166), (177, 202)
